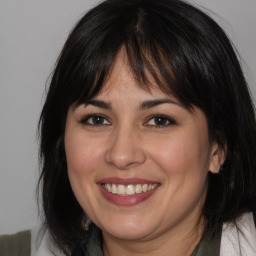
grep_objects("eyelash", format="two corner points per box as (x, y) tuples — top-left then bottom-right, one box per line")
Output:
(145, 114), (177, 127)
(79, 114), (176, 128)
(79, 114), (111, 126)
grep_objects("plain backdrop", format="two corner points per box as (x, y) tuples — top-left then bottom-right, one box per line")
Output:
(0, 0), (255, 235)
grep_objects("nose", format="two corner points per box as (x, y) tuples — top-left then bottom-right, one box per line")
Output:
(105, 126), (146, 170)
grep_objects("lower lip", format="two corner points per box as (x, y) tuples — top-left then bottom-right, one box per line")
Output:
(98, 185), (159, 206)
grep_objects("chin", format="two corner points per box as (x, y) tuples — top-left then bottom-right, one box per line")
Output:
(99, 218), (156, 241)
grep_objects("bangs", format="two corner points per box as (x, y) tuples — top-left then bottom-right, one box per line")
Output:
(57, 0), (231, 132)
(63, 5), (208, 110)
(73, 43), (187, 108)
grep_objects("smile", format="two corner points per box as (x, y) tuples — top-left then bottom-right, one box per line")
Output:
(98, 177), (160, 205)
(102, 183), (159, 196)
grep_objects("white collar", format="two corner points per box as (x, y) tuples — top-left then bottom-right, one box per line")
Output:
(220, 212), (256, 256)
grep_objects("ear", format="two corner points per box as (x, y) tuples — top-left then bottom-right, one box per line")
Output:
(208, 141), (226, 174)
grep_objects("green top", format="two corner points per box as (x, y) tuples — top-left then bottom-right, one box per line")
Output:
(190, 233), (221, 256)
(0, 225), (221, 256)
(75, 223), (221, 256)
(0, 230), (31, 256)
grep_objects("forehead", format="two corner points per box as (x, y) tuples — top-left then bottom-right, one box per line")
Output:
(97, 50), (177, 102)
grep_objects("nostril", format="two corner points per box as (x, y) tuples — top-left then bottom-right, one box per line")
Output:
(105, 157), (145, 170)
(104, 136), (146, 170)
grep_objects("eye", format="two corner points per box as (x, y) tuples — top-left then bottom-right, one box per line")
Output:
(145, 115), (176, 127)
(80, 114), (111, 126)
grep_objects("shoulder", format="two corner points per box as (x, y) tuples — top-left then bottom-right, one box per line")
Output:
(0, 230), (31, 256)
(31, 226), (65, 256)
(220, 212), (256, 256)
(0, 226), (64, 256)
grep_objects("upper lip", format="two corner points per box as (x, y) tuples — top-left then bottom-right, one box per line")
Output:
(97, 177), (160, 185)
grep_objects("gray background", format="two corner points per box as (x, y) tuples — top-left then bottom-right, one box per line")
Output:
(0, 0), (255, 235)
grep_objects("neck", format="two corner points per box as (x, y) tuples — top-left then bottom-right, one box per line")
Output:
(102, 216), (205, 256)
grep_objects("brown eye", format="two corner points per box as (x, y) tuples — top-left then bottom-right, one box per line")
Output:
(91, 116), (105, 125)
(145, 115), (176, 127)
(153, 117), (169, 126)
(80, 114), (111, 126)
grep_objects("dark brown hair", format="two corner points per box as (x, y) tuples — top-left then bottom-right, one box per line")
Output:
(38, 0), (256, 254)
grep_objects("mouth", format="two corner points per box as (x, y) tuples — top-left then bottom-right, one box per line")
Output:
(102, 183), (159, 196)
(97, 177), (160, 206)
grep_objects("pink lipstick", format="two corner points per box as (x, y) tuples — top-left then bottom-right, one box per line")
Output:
(97, 177), (160, 206)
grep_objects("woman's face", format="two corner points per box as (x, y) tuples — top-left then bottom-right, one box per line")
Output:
(65, 52), (222, 243)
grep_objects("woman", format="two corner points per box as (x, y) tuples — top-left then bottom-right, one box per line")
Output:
(1, 0), (255, 255)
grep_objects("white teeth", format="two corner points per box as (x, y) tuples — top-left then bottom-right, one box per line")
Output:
(117, 185), (126, 195)
(152, 184), (157, 189)
(126, 185), (135, 195)
(135, 184), (142, 194)
(112, 184), (118, 194)
(142, 184), (148, 192)
(102, 183), (158, 196)
(106, 183), (112, 192)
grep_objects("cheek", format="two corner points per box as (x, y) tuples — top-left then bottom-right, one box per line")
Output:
(65, 133), (104, 177)
(64, 133), (105, 213)
(64, 132), (105, 207)
(147, 132), (211, 178)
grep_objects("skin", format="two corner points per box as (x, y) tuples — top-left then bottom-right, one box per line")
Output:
(65, 51), (225, 256)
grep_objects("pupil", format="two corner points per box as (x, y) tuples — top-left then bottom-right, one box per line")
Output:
(156, 117), (166, 125)
(93, 116), (103, 124)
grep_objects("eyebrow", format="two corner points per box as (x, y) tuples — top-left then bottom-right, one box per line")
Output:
(139, 99), (181, 110)
(84, 98), (181, 111)
(86, 99), (112, 109)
